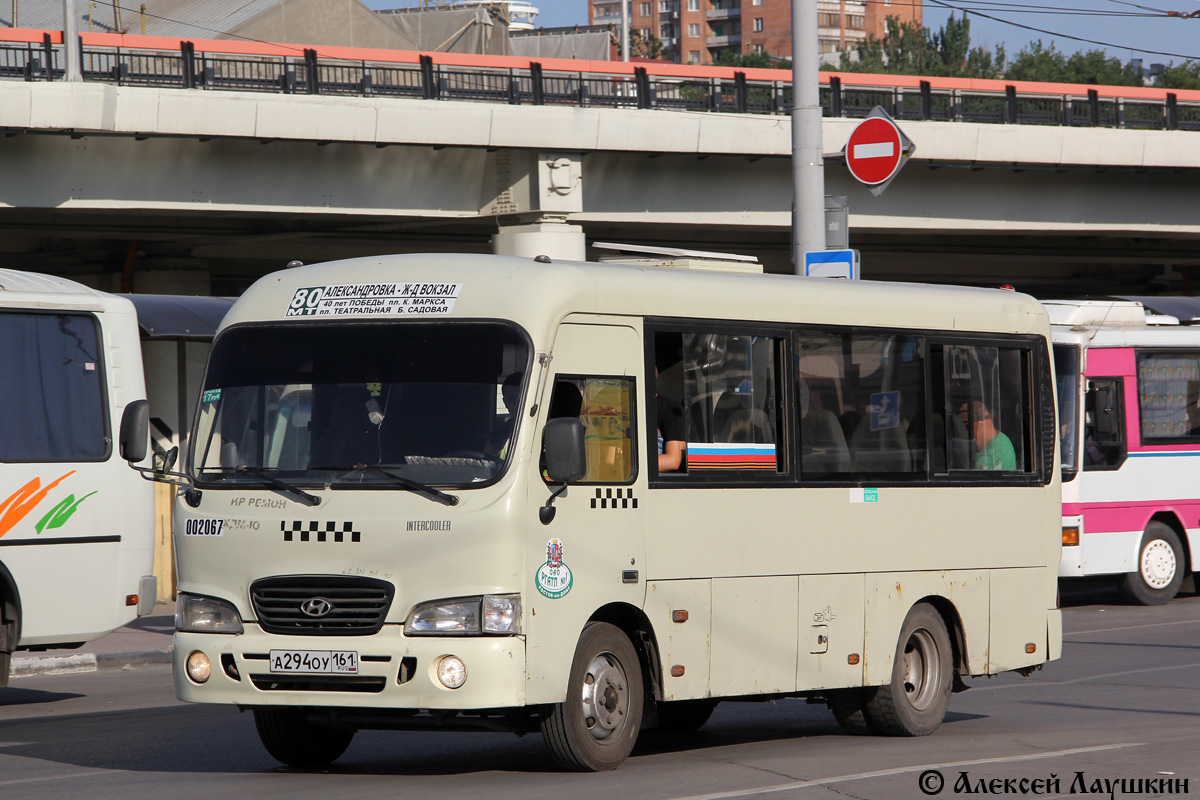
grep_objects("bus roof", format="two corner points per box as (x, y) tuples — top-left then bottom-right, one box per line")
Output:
(0, 269), (140, 317)
(223, 253), (1049, 341)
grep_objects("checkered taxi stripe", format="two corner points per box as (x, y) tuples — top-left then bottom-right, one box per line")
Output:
(591, 488), (637, 509)
(282, 521), (360, 543)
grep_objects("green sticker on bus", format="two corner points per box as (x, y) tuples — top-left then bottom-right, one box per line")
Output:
(202, 388), (221, 403)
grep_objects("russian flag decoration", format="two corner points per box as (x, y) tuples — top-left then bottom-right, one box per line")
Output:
(686, 442), (777, 471)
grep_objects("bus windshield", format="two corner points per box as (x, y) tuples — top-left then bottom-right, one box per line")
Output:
(191, 321), (529, 487)
(1054, 344), (1080, 477)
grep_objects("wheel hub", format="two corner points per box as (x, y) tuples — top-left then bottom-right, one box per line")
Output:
(580, 653), (629, 743)
(1141, 539), (1177, 589)
(901, 628), (941, 712)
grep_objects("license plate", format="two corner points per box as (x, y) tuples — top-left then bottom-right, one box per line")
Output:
(268, 649), (359, 674)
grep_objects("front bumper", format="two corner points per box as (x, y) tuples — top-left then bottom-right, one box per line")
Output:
(173, 626), (527, 711)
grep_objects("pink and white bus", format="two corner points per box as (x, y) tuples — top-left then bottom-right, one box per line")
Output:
(1048, 297), (1200, 604)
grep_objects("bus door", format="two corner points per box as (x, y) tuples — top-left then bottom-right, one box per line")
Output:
(523, 321), (647, 704)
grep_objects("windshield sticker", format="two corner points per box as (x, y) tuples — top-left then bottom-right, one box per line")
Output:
(536, 538), (573, 599)
(184, 518), (225, 536)
(201, 388), (221, 403)
(285, 283), (462, 318)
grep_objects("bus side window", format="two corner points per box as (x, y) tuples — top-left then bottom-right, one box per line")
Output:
(679, 332), (783, 475)
(797, 331), (924, 479)
(1083, 378), (1126, 469)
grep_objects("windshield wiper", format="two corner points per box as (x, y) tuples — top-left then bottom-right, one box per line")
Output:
(205, 466), (321, 507)
(322, 463), (459, 507)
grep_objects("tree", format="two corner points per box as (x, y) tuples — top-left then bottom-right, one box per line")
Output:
(1064, 50), (1142, 86)
(712, 49), (788, 69)
(629, 30), (672, 61)
(1158, 61), (1200, 90)
(1005, 40), (1068, 82)
(835, 14), (1004, 79)
(1007, 42), (1141, 86)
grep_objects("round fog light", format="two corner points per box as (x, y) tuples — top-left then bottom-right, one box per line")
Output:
(186, 650), (212, 683)
(437, 655), (466, 689)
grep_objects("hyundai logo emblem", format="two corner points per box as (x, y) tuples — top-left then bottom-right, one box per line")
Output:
(300, 597), (334, 617)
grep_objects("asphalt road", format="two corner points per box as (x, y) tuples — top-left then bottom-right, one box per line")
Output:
(2, 581), (1197, 800)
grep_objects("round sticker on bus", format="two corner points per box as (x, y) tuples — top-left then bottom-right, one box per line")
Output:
(536, 538), (573, 599)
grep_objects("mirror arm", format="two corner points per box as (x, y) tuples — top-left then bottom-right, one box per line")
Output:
(539, 483), (568, 525)
(130, 465), (194, 489)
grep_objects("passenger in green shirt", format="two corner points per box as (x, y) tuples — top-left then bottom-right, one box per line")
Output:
(959, 400), (1017, 471)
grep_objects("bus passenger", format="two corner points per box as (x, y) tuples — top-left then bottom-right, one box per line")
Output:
(656, 368), (685, 472)
(960, 400), (1015, 470)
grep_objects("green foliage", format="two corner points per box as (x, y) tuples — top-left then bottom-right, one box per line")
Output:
(1156, 61), (1200, 90)
(712, 49), (788, 70)
(630, 30), (673, 61)
(835, 14), (1005, 79)
(1007, 41), (1141, 86)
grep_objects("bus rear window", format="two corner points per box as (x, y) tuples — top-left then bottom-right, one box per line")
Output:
(0, 312), (108, 462)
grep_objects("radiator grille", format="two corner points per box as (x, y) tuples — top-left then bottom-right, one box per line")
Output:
(250, 576), (394, 636)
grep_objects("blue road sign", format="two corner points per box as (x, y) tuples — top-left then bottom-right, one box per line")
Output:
(804, 249), (860, 279)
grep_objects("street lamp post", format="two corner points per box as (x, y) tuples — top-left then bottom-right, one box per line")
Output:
(791, 0), (825, 273)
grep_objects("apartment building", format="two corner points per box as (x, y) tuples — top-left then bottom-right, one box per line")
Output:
(590, 0), (920, 65)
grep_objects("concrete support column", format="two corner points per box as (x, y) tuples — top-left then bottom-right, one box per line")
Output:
(492, 220), (587, 262)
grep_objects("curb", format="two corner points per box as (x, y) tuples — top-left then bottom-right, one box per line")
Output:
(12, 648), (173, 678)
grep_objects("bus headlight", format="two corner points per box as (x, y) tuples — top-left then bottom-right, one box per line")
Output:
(405, 594), (520, 635)
(176, 593), (244, 634)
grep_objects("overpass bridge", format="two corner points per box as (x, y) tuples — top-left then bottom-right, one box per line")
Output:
(2, 28), (1199, 296)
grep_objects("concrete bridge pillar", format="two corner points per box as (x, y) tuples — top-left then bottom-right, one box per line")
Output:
(486, 151), (585, 261)
(491, 219), (586, 261)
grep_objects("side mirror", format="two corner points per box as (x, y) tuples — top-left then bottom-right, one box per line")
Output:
(154, 445), (179, 474)
(1092, 384), (1118, 438)
(543, 418), (587, 484)
(119, 400), (150, 463)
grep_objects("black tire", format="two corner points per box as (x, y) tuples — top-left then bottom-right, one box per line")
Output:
(253, 708), (355, 767)
(1120, 522), (1185, 606)
(827, 688), (878, 735)
(540, 622), (644, 771)
(656, 699), (718, 732)
(0, 591), (18, 689)
(864, 604), (952, 736)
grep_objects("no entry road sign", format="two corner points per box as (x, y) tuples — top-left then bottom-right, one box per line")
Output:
(842, 108), (914, 194)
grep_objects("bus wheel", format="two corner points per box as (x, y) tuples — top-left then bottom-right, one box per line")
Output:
(865, 604), (952, 736)
(656, 699), (718, 732)
(0, 594), (17, 689)
(253, 708), (355, 767)
(1121, 522), (1184, 606)
(827, 688), (877, 735)
(541, 622), (643, 771)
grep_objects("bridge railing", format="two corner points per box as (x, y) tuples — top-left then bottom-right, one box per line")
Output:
(3, 29), (1200, 131)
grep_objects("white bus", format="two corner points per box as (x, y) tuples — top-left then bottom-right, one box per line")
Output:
(1048, 296), (1200, 605)
(148, 253), (1061, 771)
(0, 270), (156, 685)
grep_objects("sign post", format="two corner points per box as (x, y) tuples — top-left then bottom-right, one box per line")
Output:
(843, 107), (915, 196)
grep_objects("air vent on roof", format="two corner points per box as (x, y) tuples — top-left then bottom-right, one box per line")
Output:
(593, 242), (763, 274)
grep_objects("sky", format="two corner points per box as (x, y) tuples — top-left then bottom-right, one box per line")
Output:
(365, 0), (1200, 65)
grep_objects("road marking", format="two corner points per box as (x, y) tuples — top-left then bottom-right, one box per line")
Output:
(967, 660), (1200, 692)
(664, 743), (1144, 800)
(0, 770), (114, 788)
(1065, 618), (1200, 636)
